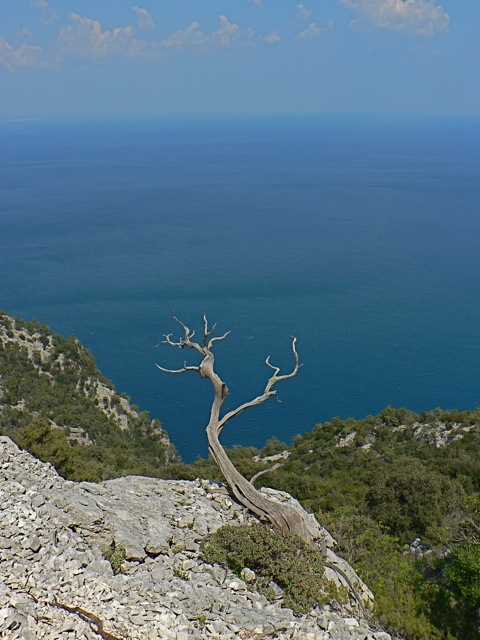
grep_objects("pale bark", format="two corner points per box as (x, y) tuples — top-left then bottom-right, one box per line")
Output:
(157, 316), (316, 546)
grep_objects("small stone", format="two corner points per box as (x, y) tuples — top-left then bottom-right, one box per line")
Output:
(343, 616), (359, 627)
(26, 536), (41, 553)
(129, 611), (148, 624)
(318, 616), (330, 630)
(31, 494), (46, 509)
(0, 537), (12, 549)
(240, 567), (256, 583)
(145, 539), (169, 555)
(227, 580), (246, 591)
(150, 565), (167, 581)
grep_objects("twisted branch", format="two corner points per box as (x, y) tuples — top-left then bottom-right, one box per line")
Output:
(157, 316), (315, 547)
(250, 462), (284, 485)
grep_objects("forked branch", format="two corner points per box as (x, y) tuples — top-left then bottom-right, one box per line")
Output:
(218, 338), (300, 434)
(157, 316), (315, 547)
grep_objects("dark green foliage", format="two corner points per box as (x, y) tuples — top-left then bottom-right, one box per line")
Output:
(260, 436), (289, 457)
(365, 457), (467, 543)
(2, 309), (478, 638)
(442, 543), (480, 620)
(14, 417), (126, 482)
(321, 513), (443, 639)
(102, 543), (126, 575)
(175, 407), (480, 639)
(0, 311), (177, 481)
(202, 523), (328, 615)
(422, 496), (480, 639)
(164, 446), (265, 484)
(422, 521), (480, 640)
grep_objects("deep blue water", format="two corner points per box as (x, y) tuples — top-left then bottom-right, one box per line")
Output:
(1, 115), (480, 461)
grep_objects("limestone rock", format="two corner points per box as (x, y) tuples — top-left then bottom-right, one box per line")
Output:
(0, 436), (395, 640)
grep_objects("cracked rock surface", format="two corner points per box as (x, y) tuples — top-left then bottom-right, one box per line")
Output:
(0, 437), (394, 639)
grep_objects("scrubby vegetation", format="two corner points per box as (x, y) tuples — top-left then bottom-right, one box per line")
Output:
(202, 523), (334, 615)
(1, 310), (478, 639)
(170, 408), (480, 640)
(0, 311), (177, 481)
(102, 542), (127, 575)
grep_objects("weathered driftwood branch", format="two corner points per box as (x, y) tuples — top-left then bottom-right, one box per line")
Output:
(23, 591), (125, 640)
(249, 462), (284, 485)
(157, 315), (315, 546)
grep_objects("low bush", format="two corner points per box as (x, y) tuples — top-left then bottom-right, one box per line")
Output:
(201, 523), (328, 615)
(102, 543), (126, 575)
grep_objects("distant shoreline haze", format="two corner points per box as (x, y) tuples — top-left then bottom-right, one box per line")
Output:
(1, 115), (479, 461)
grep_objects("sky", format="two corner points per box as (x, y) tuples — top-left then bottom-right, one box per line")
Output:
(0, 0), (479, 119)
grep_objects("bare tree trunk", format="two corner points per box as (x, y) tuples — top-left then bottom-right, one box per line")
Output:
(157, 316), (315, 546)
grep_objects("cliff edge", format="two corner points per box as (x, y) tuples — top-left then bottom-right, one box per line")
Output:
(0, 436), (393, 640)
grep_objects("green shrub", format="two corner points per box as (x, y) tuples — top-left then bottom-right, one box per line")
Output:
(0, 312), (177, 480)
(321, 512), (444, 640)
(201, 523), (328, 615)
(102, 543), (126, 575)
(365, 458), (466, 543)
(423, 542), (480, 640)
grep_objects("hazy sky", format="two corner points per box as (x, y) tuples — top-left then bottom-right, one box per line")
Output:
(1, 1), (479, 119)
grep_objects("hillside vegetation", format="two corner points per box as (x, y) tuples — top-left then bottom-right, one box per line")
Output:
(1, 311), (478, 639)
(169, 408), (480, 640)
(0, 311), (177, 481)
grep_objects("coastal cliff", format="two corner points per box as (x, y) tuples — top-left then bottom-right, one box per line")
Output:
(0, 311), (177, 481)
(0, 436), (391, 640)
(1, 311), (478, 639)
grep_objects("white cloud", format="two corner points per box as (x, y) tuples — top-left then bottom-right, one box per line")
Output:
(211, 15), (241, 46)
(159, 15), (243, 49)
(263, 31), (281, 44)
(8, 9), (264, 68)
(341, 0), (450, 36)
(158, 22), (206, 48)
(297, 22), (321, 40)
(30, 0), (49, 9)
(58, 13), (153, 61)
(132, 6), (155, 30)
(0, 37), (44, 71)
(296, 3), (313, 20)
(30, 0), (57, 25)
(248, 0), (264, 6)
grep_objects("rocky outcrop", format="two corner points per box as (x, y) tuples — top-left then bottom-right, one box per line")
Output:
(410, 421), (477, 447)
(0, 437), (393, 640)
(0, 317), (54, 369)
(0, 311), (169, 439)
(334, 420), (479, 450)
(0, 311), (176, 471)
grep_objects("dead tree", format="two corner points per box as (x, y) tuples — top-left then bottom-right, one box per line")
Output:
(157, 315), (316, 547)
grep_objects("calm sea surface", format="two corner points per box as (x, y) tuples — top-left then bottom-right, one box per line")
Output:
(1, 115), (480, 461)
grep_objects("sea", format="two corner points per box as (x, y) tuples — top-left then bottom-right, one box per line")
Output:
(1, 114), (480, 461)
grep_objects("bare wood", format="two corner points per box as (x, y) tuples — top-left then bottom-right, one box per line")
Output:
(157, 317), (316, 547)
(250, 462), (284, 485)
(21, 592), (125, 640)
